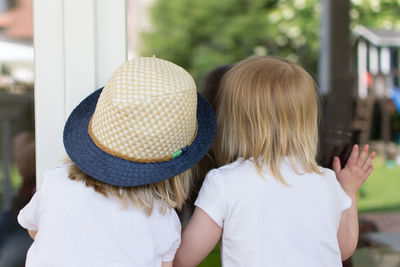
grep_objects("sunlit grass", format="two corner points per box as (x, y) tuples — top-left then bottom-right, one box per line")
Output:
(358, 156), (400, 213)
(199, 244), (221, 267)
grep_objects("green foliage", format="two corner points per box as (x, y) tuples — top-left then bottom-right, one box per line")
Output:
(0, 164), (23, 208)
(1, 64), (11, 75)
(350, 0), (400, 30)
(142, 0), (321, 83)
(142, 0), (400, 83)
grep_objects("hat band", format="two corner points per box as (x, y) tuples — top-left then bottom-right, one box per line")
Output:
(87, 117), (198, 163)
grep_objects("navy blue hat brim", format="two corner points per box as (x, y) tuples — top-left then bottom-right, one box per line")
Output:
(63, 88), (216, 187)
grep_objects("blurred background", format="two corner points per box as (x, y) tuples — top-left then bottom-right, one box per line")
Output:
(0, 0), (399, 266)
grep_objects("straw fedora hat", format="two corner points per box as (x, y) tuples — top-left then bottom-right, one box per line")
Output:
(63, 57), (216, 187)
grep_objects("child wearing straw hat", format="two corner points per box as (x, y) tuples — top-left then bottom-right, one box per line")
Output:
(174, 56), (375, 267)
(17, 57), (216, 267)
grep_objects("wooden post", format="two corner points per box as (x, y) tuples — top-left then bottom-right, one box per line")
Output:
(319, 0), (356, 168)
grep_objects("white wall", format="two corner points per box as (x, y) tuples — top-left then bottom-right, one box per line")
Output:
(33, 0), (127, 186)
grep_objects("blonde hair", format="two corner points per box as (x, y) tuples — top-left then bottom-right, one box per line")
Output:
(215, 56), (322, 183)
(67, 160), (191, 216)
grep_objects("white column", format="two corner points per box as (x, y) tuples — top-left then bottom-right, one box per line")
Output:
(33, 0), (127, 186)
(357, 40), (368, 99)
(318, 0), (331, 95)
(380, 47), (391, 75)
(63, 0), (96, 116)
(95, 0), (127, 88)
(369, 45), (379, 75)
(33, 0), (66, 187)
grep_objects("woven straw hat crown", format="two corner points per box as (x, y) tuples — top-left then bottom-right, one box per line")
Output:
(89, 57), (197, 163)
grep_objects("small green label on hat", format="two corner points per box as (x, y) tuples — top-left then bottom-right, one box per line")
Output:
(172, 150), (182, 159)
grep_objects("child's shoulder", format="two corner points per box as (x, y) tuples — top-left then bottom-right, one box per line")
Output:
(206, 158), (248, 179)
(316, 166), (336, 178)
(314, 165), (341, 186)
(43, 163), (72, 177)
(40, 163), (72, 187)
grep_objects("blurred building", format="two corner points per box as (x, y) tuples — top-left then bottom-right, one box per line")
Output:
(354, 26), (400, 100)
(0, 0), (155, 85)
(0, 0), (34, 85)
(353, 26), (400, 145)
(0, 0), (34, 211)
(0, 0), (32, 40)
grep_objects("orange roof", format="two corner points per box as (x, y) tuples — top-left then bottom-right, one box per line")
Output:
(0, 8), (17, 27)
(0, 0), (33, 40)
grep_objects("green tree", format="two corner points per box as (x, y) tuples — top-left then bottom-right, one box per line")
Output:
(350, 0), (400, 30)
(141, 0), (400, 83)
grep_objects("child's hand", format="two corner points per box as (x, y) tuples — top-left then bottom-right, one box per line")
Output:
(332, 144), (375, 195)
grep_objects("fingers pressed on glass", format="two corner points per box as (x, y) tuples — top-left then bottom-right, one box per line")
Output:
(357, 144), (370, 165)
(333, 156), (342, 174)
(347, 145), (359, 166)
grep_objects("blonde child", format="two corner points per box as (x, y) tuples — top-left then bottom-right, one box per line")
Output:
(17, 57), (216, 267)
(174, 56), (375, 267)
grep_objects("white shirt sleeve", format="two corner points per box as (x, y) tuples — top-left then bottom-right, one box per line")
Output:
(329, 170), (352, 212)
(17, 191), (40, 231)
(194, 169), (226, 228)
(162, 211), (181, 262)
(336, 180), (352, 212)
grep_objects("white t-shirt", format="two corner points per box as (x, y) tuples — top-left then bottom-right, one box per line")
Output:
(18, 164), (181, 267)
(195, 157), (351, 267)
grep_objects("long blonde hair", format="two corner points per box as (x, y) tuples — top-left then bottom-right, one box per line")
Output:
(67, 160), (191, 216)
(215, 56), (322, 183)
